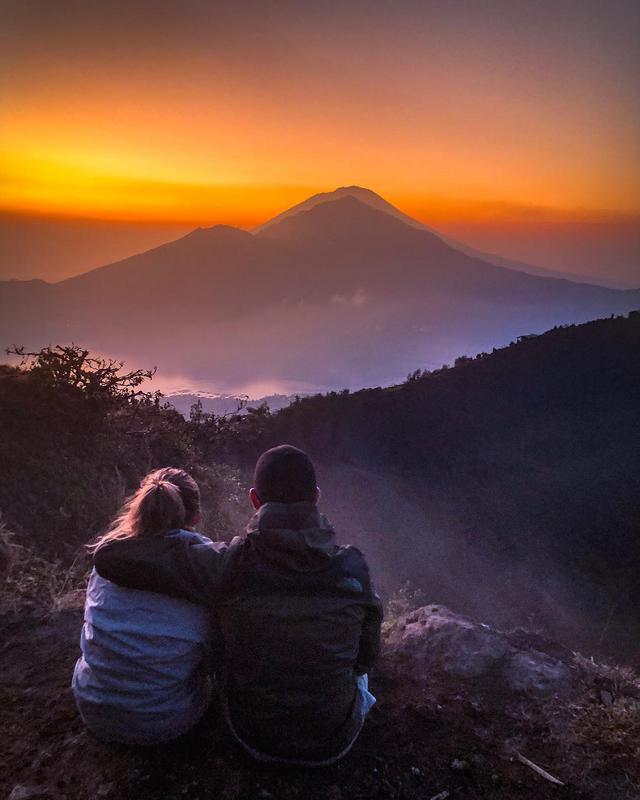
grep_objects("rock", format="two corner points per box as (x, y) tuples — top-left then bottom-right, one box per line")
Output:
(385, 605), (510, 678)
(450, 758), (469, 772)
(504, 651), (571, 696)
(384, 605), (573, 698)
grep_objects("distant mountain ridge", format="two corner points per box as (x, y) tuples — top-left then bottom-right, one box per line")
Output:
(1, 187), (638, 390)
(166, 391), (297, 418)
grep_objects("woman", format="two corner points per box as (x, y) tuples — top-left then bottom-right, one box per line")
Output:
(72, 468), (215, 745)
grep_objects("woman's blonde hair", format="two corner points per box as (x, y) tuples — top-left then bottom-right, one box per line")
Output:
(88, 468), (200, 553)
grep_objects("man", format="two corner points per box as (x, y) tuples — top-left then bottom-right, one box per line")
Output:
(94, 445), (382, 764)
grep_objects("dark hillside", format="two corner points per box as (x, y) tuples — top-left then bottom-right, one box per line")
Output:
(245, 313), (640, 658)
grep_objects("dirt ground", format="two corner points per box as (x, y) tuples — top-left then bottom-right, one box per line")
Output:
(0, 610), (633, 800)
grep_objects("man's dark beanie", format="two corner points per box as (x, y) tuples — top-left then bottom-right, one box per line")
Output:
(254, 445), (317, 504)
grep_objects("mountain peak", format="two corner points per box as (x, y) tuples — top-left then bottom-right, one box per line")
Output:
(323, 185), (385, 201)
(253, 185), (417, 235)
(186, 223), (251, 240)
(255, 194), (422, 243)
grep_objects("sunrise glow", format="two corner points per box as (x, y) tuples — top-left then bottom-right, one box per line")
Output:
(0, 1), (638, 284)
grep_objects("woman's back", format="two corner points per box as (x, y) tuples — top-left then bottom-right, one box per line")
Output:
(73, 529), (213, 744)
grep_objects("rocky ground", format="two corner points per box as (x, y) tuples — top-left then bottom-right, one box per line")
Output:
(2, 605), (639, 800)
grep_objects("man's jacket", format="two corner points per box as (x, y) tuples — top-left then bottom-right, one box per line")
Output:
(94, 501), (383, 761)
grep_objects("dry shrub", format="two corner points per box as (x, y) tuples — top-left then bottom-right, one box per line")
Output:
(563, 698), (640, 785)
(573, 652), (640, 699)
(382, 580), (427, 637)
(0, 514), (88, 617)
(557, 654), (640, 788)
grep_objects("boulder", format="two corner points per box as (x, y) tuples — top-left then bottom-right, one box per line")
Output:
(504, 650), (571, 695)
(384, 605), (571, 697)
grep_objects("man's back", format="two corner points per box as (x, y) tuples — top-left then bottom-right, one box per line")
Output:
(217, 502), (379, 760)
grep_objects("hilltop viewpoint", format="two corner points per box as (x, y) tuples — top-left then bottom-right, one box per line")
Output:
(1, 313), (640, 799)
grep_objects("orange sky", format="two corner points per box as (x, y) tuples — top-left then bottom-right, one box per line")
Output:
(1, 1), (639, 282)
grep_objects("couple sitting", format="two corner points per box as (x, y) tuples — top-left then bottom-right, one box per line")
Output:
(72, 445), (382, 765)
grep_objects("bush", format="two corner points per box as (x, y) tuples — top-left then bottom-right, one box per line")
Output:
(0, 514), (88, 617)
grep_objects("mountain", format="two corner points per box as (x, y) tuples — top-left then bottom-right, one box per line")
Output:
(1, 188), (638, 391)
(255, 185), (607, 285)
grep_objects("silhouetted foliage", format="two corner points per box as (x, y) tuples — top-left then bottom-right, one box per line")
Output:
(0, 346), (240, 556)
(7, 344), (158, 406)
